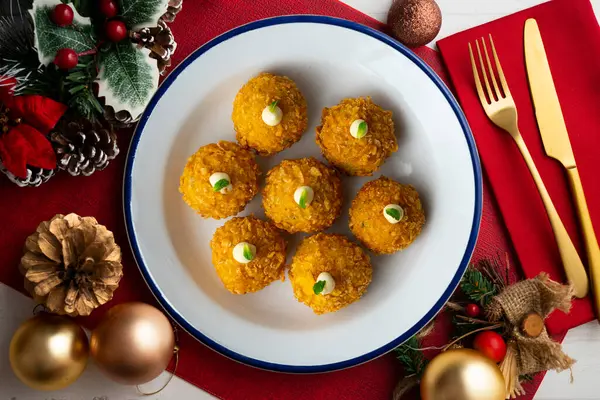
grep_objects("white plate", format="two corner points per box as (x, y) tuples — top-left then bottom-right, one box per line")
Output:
(124, 16), (482, 373)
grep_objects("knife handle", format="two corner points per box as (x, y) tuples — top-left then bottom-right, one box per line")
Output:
(512, 134), (589, 298)
(567, 167), (600, 312)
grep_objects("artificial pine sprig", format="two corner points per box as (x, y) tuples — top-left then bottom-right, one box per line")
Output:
(394, 336), (428, 377)
(460, 268), (498, 306)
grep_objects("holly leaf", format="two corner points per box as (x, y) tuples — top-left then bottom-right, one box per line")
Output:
(30, 0), (96, 65)
(120, 0), (169, 30)
(71, 0), (94, 17)
(97, 41), (159, 120)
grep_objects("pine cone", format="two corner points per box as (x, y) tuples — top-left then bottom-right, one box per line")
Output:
(104, 105), (136, 128)
(131, 19), (177, 75)
(50, 118), (119, 177)
(20, 213), (123, 316)
(161, 0), (183, 23)
(0, 163), (54, 187)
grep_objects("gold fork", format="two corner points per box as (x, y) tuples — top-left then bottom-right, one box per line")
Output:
(469, 35), (589, 298)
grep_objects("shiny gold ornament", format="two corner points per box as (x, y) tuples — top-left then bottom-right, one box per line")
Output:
(421, 349), (505, 400)
(90, 302), (175, 385)
(387, 0), (442, 48)
(20, 213), (123, 316)
(9, 314), (89, 391)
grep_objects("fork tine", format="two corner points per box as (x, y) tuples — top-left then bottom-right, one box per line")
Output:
(475, 39), (494, 102)
(488, 34), (510, 96)
(468, 43), (488, 106)
(481, 37), (501, 99)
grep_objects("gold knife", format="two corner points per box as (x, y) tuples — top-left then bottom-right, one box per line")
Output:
(525, 19), (600, 309)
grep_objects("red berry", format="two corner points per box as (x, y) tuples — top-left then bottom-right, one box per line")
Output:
(99, 0), (119, 18)
(52, 4), (74, 26)
(105, 20), (127, 42)
(465, 303), (481, 318)
(473, 331), (507, 363)
(54, 48), (79, 70)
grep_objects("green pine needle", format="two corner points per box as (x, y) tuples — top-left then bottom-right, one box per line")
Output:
(313, 280), (326, 295)
(393, 336), (428, 377)
(213, 179), (230, 192)
(460, 268), (498, 306)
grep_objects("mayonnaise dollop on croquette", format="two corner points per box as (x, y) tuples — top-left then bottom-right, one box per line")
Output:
(232, 242), (256, 264)
(383, 204), (404, 224)
(209, 172), (233, 194)
(293, 186), (314, 209)
(349, 119), (368, 139)
(314, 272), (335, 295)
(262, 100), (283, 126)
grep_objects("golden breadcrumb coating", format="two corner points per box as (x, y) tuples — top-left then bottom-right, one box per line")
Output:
(210, 216), (286, 294)
(316, 97), (398, 176)
(232, 72), (308, 156)
(349, 176), (425, 254)
(179, 141), (260, 219)
(289, 233), (372, 314)
(262, 158), (343, 234)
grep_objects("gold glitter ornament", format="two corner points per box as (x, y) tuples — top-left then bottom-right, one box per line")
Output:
(387, 0), (442, 48)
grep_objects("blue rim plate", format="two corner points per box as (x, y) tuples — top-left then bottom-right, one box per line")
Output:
(124, 15), (482, 373)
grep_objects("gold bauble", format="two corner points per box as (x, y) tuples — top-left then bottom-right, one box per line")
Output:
(421, 349), (505, 400)
(9, 314), (89, 391)
(90, 302), (175, 385)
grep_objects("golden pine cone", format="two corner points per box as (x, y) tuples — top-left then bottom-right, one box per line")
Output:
(20, 213), (123, 316)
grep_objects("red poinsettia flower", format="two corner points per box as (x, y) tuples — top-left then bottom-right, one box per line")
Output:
(0, 77), (67, 179)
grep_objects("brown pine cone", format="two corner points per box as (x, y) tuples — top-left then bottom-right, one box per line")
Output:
(50, 118), (119, 176)
(20, 213), (123, 316)
(130, 19), (177, 75)
(162, 0), (183, 22)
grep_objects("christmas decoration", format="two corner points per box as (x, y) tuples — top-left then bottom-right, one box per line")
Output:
(131, 19), (177, 74)
(393, 257), (575, 399)
(90, 302), (176, 385)
(473, 331), (507, 363)
(465, 303), (481, 317)
(162, 0), (183, 22)
(99, 0), (119, 18)
(20, 213), (123, 316)
(0, 0), (183, 186)
(387, 0), (442, 48)
(9, 313), (89, 391)
(420, 348), (505, 400)
(51, 4), (74, 26)
(53, 48), (78, 69)
(105, 19), (127, 42)
(51, 118), (120, 176)
(0, 77), (66, 186)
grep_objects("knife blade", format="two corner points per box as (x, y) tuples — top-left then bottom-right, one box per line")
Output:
(524, 18), (576, 168)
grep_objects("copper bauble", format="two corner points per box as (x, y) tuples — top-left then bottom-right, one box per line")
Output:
(421, 349), (505, 400)
(9, 314), (89, 391)
(90, 302), (175, 385)
(387, 0), (442, 48)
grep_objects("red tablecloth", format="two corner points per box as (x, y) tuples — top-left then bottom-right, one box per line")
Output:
(0, 1), (569, 399)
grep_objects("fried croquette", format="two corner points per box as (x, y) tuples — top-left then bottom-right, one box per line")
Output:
(349, 176), (425, 254)
(316, 97), (398, 176)
(179, 141), (260, 219)
(262, 158), (343, 233)
(289, 233), (372, 314)
(210, 216), (286, 294)
(232, 72), (308, 156)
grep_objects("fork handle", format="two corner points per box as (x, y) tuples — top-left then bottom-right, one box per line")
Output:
(567, 167), (600, 310)
(513, 134), (589, 298)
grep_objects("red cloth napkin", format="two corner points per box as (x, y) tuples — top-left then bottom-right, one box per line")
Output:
(438, 0), (600, 335)
(0, 1), (555, 400)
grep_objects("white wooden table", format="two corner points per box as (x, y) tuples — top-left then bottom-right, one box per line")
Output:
(3, 1), (600, 398)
